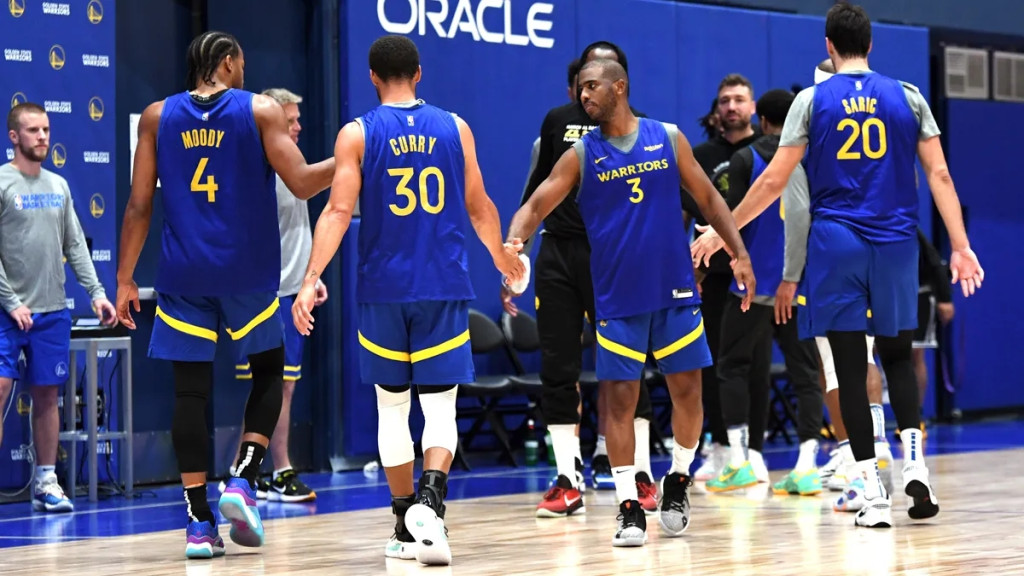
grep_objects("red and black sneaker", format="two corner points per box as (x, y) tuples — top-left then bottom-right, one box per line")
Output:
(536, 474), (585, 518)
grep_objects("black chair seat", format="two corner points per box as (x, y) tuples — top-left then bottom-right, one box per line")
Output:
(509, 373), (543, 390)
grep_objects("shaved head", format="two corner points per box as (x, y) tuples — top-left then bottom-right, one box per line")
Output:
(580, 58), (627, 84)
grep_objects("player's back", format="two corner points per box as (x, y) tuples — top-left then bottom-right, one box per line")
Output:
(805, 72), (920, 243)
(357, 101), (473, 303)
(576, 118), (699, 319)
(155, 90), (279, 296)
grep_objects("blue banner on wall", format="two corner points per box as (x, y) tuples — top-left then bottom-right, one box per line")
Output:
(0, 0), (116, 490)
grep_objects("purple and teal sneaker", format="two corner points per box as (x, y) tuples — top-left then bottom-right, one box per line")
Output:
(217, 477), (265, 547)
(185, 520), (225, 559)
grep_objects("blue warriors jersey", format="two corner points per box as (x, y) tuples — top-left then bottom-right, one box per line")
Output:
(155, 90), (279, 296)
(731, 149), (784, 297)
(806, 73), (920, 243)
(577, 118), (699, 319)
(357, 101), (474, 303)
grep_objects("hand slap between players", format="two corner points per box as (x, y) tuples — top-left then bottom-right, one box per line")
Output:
(497, 239), (526, 285)
(690, 224), (729, 268)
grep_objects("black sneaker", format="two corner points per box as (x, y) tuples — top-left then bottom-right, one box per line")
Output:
(267, 469), (316, 502)
(658, 472), (692, 537)
(612, 499), (647, 547)
(591, 454), (614, 490)
(255, 477), (271, 500)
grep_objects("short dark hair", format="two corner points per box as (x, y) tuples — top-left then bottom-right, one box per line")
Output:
(7, 102), (45, 132)
(698, 97), (719, 139)
(186, 31), (241, 90)
(718, 73), (754, 96)
(825, 2), (872, 59)
(567, 58), (582, 88)
(369, 35), (419, 82)
(580, 59), (627, 84)
(755, 89), (795, 126)
(580, 41), (629, 73)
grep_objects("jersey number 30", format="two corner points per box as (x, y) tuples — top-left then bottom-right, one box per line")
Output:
(389, 167), (445, 216)
(836, 118), (887, 160)
(191, 157), (218, 202)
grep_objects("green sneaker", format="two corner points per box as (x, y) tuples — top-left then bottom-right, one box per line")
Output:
(772, 469), (822, 496)
(706, 462), (758, 492)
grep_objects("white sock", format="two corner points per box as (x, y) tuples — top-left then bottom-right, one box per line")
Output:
(854, 458), (885, 499)
(612, 465), (638, 504)
(594, 434), (607, 457)
(669, 442), (697, 476)
(726, 425), (748, 467)
(839, 440), (854, 470)
(548, 424), (579, 487)
(869, 404), (886, 443)
(273, 467), (293, 480)
(35, 465), (56, 489)
(633, 418), (652, 480)
(795, 439), (819, 472)
(900, 428), (924, 468)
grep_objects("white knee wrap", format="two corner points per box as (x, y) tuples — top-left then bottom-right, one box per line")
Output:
(817, 335), (877, 393)
(419, 385), (459, 456)
(375, 385), (414, 467)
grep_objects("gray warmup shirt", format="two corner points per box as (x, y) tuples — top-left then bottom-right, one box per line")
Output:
(275, 174), (313, 297)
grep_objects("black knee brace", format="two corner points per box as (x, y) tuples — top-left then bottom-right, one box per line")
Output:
(244, 346), (284, 438)
(172, 361), (213, 473)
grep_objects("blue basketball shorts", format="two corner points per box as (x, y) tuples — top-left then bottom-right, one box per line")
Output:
(0, 308), (71, 385)
(235, 294), (303, 381)
(358, 300), (474, 387)
(149, 292), (284, 362)
(800, 219), (918, 338)
(594, 305), (712, 381)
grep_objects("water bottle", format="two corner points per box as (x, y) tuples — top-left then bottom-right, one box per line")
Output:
(524, 419), (539, 466)
(544, 430), (555, 464)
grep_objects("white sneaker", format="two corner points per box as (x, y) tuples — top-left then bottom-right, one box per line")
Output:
(32, 477), (74, 513)
(694, 443), (727, 482)
(875, 441), (895, 496)
(819, 448), (842, 484)
(405, 503), (451, 566)
(833, 477), (866, 512)
(748, 450), (769, 483)
(855, 494), (893, 528)
(384, 534), (418, 560)
(827, 460), (850, 492)
(902, 464), (939, 520)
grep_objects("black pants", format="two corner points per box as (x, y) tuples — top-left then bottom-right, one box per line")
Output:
(718, 294), (822, 450)
(535, 235), (652, 425)
(699, 272), (731, 445)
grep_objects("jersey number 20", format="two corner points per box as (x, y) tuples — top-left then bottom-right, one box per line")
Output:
(836, 118), (887, 160)
(191, 157), (218, 202)
(388, 167), (445, 216)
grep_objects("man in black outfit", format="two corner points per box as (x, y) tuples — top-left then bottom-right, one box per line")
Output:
(689, 74), (764, 483)
(507, 41), (660, 518)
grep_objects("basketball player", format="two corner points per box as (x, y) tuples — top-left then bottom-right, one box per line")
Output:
(0, 102), (117, 514)
(222, 88), (326, 503)
(291, 35), (523, 566)
(692, 2), (983, 527)
(116, 32), (335, 558)
(508, 59), (753, 546)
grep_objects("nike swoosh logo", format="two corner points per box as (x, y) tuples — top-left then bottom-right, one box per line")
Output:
(564, 495), (581, 507)
(692, 308), (699, 315)
(595, 156), (608, 164)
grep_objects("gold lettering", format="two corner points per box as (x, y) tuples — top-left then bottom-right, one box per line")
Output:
(389, 139), (400, 156)
(867, 98), (877, 114)
(398, 137), (409, 154)
(626, 164), (637, 175)
(660, 159), (669, 169)
(597, 171), (610, 183)
(843, 99), (853, 115)
(428, 137), (437, 154)
(416, 135), (425, 153)
(215, 130), (225, 148)
(181, 131), (194, 149)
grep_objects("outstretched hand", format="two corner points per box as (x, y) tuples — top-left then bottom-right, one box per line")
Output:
(949, 247), (984, 297)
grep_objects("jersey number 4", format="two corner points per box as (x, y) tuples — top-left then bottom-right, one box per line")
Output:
(388, 167), (445, 216)
(190, 157), (218, 202)
(836, 118), (888, 160)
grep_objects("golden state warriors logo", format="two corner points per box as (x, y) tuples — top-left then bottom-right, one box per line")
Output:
(49, 44), (65, 70)
(50, 142), (66, 168)
(86, 0), (102, 23)
(88, 96), (103, 121)
(9, 0), (25, 18)
(89, 193), (104, 218)
(16, 392), (31, 416)
(11, 91), (26, 108)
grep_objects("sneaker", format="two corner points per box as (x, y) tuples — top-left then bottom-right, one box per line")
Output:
(32, 478), (74, 513)
(854, 494), (893, 528)
(772, 469), (822, 496)
(658, 473), (692, 537)
(536, 475), (585, 518)
(903, 465), (939, 520)
(833, 477), (866, 512)
(635, 472), (658, 516)
(827, 459), (851, 492)
(818, 448), (842, 485)
(256, 477), (270, 500)
(185, 520), (226, 559)
(267, 469), (316, 503)
(612, 500), (647, 547)
(218, 477), (265, 547)
(385, 496), (418, 560)
(405, 503), (452, 566)
(575, 457), (586, 494)
(706, 462), (758, 493)
(748, 449), (770, 483)
(591, 454), (614, 490)
(694, 443), (727, 482)
(875, 442), (895, 497)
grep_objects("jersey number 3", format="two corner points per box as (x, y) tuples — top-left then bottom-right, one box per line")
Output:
(389, 167), (445, 216)
(191, 157), (218, 202)
(836, 118), (887, 160)
(626, 177), (644, 204)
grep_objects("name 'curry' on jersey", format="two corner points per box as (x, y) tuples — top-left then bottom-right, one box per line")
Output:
(357, 101), (474, 303)
(155, 90), (279, 296)
(806, 73), (920, 243)
(576, 118), (699, 320)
